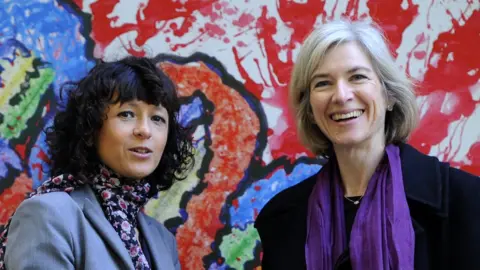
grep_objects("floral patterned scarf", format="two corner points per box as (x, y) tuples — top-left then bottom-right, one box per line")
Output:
(0, 166), (155, 269)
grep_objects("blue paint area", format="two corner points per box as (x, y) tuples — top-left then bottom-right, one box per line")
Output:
(179, 97), (203, 127)
(28, 117), (54, 188)
(208, 262), (228, 270)
(0, 0), (94, 99)
(0, 38), (31, 88)
(0, 0), (94, 186)
(0, 38), (31, 62)
(0, 139), (22, 178)
(229, 163), (321, 228)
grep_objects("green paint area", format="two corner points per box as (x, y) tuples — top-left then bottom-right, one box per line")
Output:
(145, 140), (205, 223)
(0, 67), (55, 139)
(220, 223), (260, 269)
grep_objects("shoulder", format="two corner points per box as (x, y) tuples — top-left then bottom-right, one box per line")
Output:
(399, 143), (478, 187)
(399, 143), (443, 176)
(14, 191), (80, 220)
(9, 189), (86, 239)
(5, 192), (81, 269)
(447, 166), (480, 205)
(399, 143), (479, 209)
(254, 173), (317, 229)
(7, 192), (78, 250)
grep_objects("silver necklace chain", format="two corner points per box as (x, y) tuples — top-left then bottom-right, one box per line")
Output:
(344, 195), (364, 205)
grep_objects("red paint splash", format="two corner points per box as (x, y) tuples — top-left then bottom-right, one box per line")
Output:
(14, 136), (31, 160)
(233, 4), (323, 161)
(342, 0), (368, 20)
(276, 0), (326, 47)
(232, 199), (239, 210)
(413, 51), (427, 60)
(233, 13), (255, 28)
(30, 148), (50, 181)
(0, 174), (32, 225)
(248, 2), (329, 159)
(161, 62), (260, 269)
(204, 22), (226, 37)
(460, 142), (480, 174)
(171, 16), (198, 37)
(409, 10), (479, 175)
(368, 0), (419, 57)
(73, 0), (216, 57)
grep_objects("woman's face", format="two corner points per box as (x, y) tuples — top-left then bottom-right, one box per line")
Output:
(309, 42), (388, 149)
(96, 99), (169, 180)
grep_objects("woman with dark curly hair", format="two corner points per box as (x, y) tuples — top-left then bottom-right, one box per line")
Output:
(0, 56), (194, 270)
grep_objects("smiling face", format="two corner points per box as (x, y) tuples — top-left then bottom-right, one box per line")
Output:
(309, 41), (388, 150)
(96, 99), (169, 180)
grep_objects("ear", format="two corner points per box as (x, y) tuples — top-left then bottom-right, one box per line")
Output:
(387, 101), (394, 111)
(382, 83), (394, 111)
(385, 93), (395, 111)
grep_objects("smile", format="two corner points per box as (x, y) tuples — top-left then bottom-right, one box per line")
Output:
(129, 147), (152, 154)
(331, 110), (364, 122)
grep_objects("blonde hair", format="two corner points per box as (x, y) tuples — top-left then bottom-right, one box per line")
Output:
(289, 19), (418, 156)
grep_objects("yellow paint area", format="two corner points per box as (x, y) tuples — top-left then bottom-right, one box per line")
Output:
(0, 49), (35, 113)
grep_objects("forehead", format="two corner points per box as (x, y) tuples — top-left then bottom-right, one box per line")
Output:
(114, 100), (168, 112)
(313, 42), (374, 74)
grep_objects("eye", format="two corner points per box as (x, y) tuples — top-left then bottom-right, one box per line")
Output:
(118, 111), (134, 118)
(314, 81), (331, 88)
(351, 74), (368, 81)
(151, 115), (166, 123)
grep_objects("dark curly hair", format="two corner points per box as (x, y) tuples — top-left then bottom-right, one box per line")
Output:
(45, 56), (195, 192)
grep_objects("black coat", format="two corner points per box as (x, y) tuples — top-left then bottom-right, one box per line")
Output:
(254, 143), (480, 269)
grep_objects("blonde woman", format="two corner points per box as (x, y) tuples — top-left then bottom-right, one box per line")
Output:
(255, 20), (480, 270)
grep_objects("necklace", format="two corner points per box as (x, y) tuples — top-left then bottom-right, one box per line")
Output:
(344, 195), (364, 205)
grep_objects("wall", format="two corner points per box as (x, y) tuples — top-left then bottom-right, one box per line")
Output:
(0, 0), (479, 269)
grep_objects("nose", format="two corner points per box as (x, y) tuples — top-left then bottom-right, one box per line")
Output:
(332, 80), (354, 104)
(133, 119), (152, 139)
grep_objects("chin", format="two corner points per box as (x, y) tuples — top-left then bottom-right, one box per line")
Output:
(330, 136), (368, 148)
(126, 163), (157, 177)
(133, 171), (154, 179)
(121, 169), (155, 180)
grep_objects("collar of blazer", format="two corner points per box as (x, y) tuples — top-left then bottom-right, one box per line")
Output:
(69, 185), (175, 270)
(400, 143), (449, 217)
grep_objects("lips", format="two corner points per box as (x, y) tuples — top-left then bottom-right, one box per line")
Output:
(330, 110), (364, 121)
(129, 147), (152, 154)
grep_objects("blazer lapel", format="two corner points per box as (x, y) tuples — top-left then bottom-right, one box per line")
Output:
(400, 143), (450, 270)
(138, 213), (176, 270)
(71, 186), (134, 269)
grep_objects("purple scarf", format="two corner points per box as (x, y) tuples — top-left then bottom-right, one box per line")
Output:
(0, 166), (154, 270)
(305, 144), (415, 269)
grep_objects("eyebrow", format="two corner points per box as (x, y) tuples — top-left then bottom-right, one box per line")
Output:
(311, 66), (373, 80)
(347, 66), (373, 74)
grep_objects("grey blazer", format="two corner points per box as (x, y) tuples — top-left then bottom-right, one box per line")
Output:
(4, 185), (180, 270)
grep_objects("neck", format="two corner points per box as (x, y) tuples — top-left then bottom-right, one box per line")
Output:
(333, 139), (386, 197)
(98, 164), (142, 184)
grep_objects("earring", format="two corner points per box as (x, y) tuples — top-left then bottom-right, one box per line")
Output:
(387, 104), (394, 111)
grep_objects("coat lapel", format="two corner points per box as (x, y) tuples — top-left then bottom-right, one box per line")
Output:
(400, 143), (448, 216)
(400, 143), (450, 270)
(70, 186), (134, 269)
(138, 213), (176, 270)
(400, 143), (448, 252)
